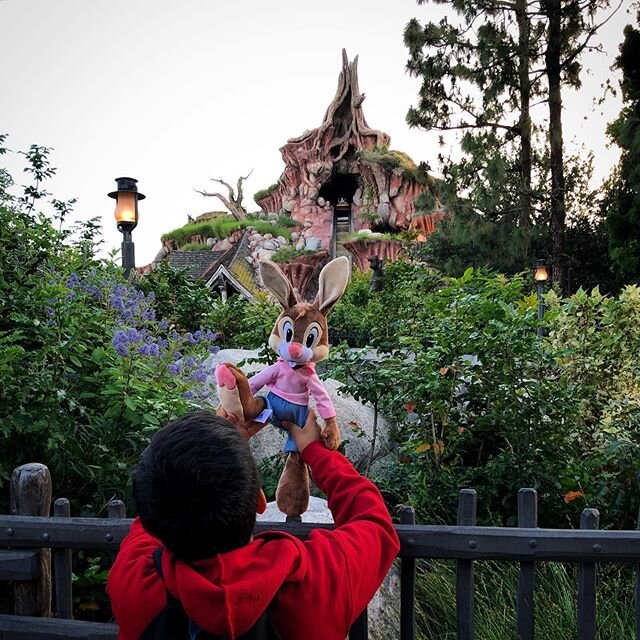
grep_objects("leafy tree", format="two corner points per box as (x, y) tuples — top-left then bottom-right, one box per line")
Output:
(405, 0), (615, 288)
(0, 138), (219, 513)
(606, 11), (640, 283)
(404, 0), (545, 231)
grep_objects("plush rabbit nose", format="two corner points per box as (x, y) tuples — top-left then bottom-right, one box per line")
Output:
(288, 342), (303, 359)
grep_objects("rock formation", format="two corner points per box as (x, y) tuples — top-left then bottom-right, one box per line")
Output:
(254, 49), (443, 255)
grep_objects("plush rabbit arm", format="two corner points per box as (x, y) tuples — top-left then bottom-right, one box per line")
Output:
(314, 256), (350, 315)
(260, 260), (298, 309)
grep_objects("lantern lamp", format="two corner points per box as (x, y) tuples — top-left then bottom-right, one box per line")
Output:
(108, 177), (145, 279)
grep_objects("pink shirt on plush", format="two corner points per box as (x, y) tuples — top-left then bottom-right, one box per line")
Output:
(248, 358), (336, 419)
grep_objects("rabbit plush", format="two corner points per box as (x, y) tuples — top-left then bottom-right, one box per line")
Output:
(215, 256), (350, 517)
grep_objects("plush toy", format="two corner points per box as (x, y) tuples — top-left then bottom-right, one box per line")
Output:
(215, 256), (350, 517)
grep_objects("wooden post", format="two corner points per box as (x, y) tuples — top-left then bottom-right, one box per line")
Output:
(107, 500), (127, 564)
(456, 489), (477, 640)
(400, 506), (416, 640)
(107, 500), (126, 520)
(636, 505), (640, 640)
(578, 508), (599, 640)
(53, 498), (73, 619)
(10, 463), (52, 617)
(516, 488), (537, 640)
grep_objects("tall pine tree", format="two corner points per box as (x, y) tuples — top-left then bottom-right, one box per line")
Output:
(405, 0), (614, 289)
(606, 12), (640, 283)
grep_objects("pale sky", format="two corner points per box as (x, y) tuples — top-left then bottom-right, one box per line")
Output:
(0, 0), (635, 266)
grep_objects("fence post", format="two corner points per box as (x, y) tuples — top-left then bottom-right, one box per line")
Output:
(107, 499), (127, 564)
(400, 506), (416, 640)
(456, 489), (477, 640)
(578, 508), (599, 640)
(516, 488), (537, 640)
(636, 505), (640, 640)
(10, 463), (52, 617)
(53, 498), (73, 619)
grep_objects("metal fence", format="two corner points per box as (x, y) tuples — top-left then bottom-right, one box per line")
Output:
(1, 463), (640, 639)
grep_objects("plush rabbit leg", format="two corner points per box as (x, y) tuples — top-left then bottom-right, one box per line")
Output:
(276, 452), (310, 517)
(321, 416), (341, 451)
(215, 362), (265, 422)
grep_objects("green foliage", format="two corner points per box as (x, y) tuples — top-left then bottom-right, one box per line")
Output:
(548, 285), (640, 528)
(207, 293), (279, 356)
(358, 146), (417, 172)
(253, 183), (280, 202)
(329, 269), (375, 347)
(606, 12), (640, 284)
(0, 140), (219, 513)
(416, 561), (635, 639)
(357, 181), (380, 226)
(270, 247), (316, 263)
(405, 0), (613, 287)
(136, 261), (219, 332)
(325, 261), (640, 532)
(161, 218), (292, 246)
(179, 242), (210, 251)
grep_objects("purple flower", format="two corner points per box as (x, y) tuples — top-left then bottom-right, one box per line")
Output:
(115, 342), (129, 356)
(127, 327), (143, 342)
(209, 345), (220, 354)
(185, 356), (197, 368)
(44, 306), (55, 316)
(110, 295), (125, 311)
(66, 273), (80, 288)
(185, 333), (196, 345)
(168, 363), (181, 375)
(158, 319), (169, 330)
(183, 391), (194, 399)
(191, 367), (208, 383)
(143, 309), (156, 321)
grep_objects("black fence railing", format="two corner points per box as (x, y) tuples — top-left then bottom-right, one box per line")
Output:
(1, 463), (640, 639)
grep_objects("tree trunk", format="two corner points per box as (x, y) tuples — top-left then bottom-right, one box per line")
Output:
(516, 0), (533, 229)
(544, 0), (566, 290)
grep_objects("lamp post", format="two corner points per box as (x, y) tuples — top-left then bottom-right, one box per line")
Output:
(108, 177), (145, 279)
(534, 259), (549, 338)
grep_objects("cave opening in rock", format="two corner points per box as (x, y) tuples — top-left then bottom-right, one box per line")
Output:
(318, 171), (358, 207)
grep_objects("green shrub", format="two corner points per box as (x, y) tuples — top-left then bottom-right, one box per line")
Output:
(0, 140), (219, 513)
(180, 242), (210, 251)
(326, 262), (640, 531)
(161, 218), (293, 246)
(253, 183), (280, 202)
(271, 247), (315, 263)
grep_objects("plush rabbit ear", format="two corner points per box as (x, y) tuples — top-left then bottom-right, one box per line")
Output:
(314, 256), (350, 315)
(259, 260), (298, 309)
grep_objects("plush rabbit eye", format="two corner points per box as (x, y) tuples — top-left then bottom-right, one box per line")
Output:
(282, 319), (294, 343)
(304, 323), (321, 349)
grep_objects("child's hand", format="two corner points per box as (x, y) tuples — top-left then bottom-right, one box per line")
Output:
(217, 406), (266, 441)
(282, 409), (322, 452)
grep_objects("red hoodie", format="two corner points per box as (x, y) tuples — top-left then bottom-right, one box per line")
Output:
(107, 441), (400, 640)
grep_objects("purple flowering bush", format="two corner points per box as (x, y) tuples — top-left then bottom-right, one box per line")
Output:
(0, 139), (220, 513)
(44, 268), (219, 511)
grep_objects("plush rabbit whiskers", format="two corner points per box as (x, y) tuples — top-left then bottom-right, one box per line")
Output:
(215, 257), (350, 517)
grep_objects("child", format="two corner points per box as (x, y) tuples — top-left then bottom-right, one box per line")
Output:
(107, 409), (400, 640)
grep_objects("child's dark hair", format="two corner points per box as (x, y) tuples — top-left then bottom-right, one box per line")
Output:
(134, 411), (259, 561)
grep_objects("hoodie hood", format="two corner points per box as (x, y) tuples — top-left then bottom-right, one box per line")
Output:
(108, 520), (309, 640)
(160, 532), (307, 638)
